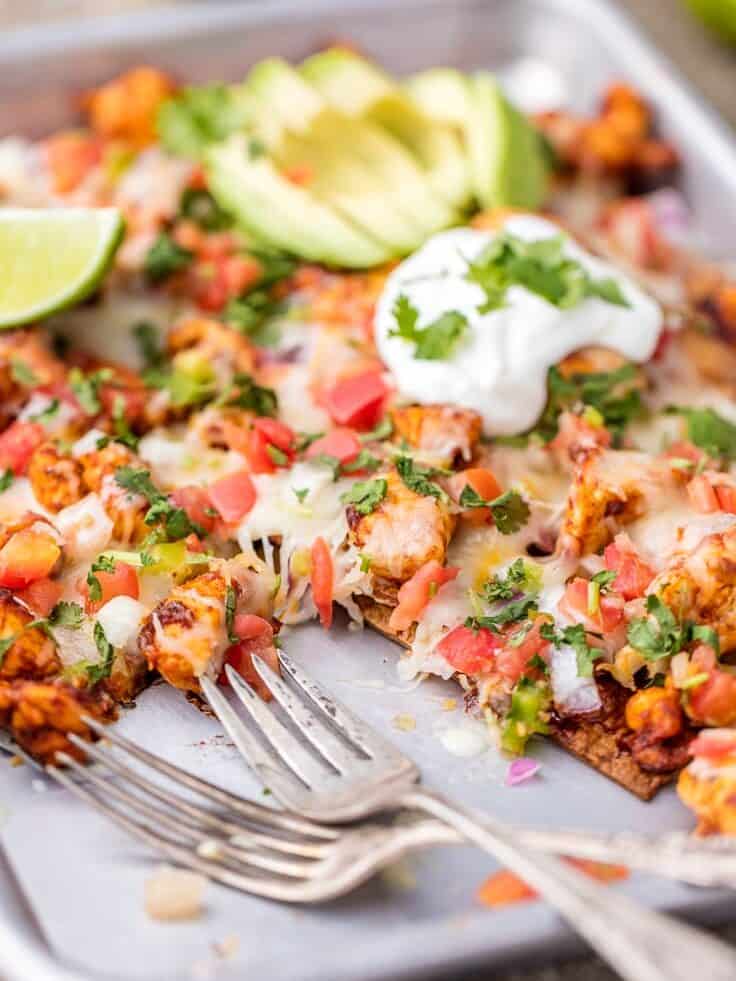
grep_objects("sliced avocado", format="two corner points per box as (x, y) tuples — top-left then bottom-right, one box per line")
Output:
(246, 58), (456, 239)
(408, 68), (549, 210)
(469, 71), (548, 209)
(301, 50), (471, 212)
(205, 136), (391, 269)
(406, 68), (472, 128)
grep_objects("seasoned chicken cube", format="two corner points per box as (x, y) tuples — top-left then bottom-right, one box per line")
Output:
(28, 442), (85, 513)
(83, 66), (175, 146)
(390, 404), (482, 466)
(0, 679), (116, 764)
(560, 450), (678, 556)
(346, 469), (455, 583)
(0, 590), (61, 682)
(138, 561), (275, 693)
(78, 442), (150, 543)
(650, 526), (736, 655)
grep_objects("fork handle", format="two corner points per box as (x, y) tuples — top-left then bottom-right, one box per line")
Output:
(401, 787), (736, 981)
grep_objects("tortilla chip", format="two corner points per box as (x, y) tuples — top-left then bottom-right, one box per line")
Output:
(359, 598), (673, 800)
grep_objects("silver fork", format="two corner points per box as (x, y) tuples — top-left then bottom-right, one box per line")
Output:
(24, 722), (736, 892)
(200, 654), (736, 981)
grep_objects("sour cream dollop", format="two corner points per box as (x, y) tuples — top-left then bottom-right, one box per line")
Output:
(374, 216), (663, 436)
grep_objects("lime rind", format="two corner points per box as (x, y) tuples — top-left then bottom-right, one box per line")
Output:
(0, 207), (124, 329)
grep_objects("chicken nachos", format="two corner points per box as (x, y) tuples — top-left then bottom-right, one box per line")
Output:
(1, 52), (736, 837)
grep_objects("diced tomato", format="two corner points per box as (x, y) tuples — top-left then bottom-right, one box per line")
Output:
(193, 262), (229, 313)
(246, 427), (276, 474)
(197, 233), (237, 261)
(170, 485), (217, 535)
(305, 428), (361, 466)
(0, 530), (61, 589)
(715, 484), (736, 515)
(184, 532), (206, 553)
(447, 468), (502, 526)
(45, 132), (103, 193)
(220, 255), (262, 295)
(652, 327), (674, 362)
(99, 383), (147, 425)
(558, 577), (624, 632)
(603, 536), (655, 600)
(219, 616), (279, 701)
(324, 371), (388, 430)
(477, 859), (627, 909)
(82, 560), (139, 614)
(16, 577), (63, 617)
(437, 624), (501, 675)
(496, 621), (551, 684)
(389, 561), (460, 632)
(689, 728), (736, 761)
(688, 645), (736, 727)
(687, 474), (719, 513)
(0, 421), (45, 475)
(207, 470), (257, 524)
(253, 417), (296, 452)
(310, 536), (334, 630)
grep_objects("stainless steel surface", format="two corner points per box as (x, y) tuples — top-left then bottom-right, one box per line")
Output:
(2, 2), (736, 980)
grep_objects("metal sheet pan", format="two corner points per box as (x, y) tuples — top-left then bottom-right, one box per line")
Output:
(2, 2), (736, 980)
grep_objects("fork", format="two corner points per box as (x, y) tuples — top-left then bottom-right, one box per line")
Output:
(37, 725), (736, 893)
(199, 653), (736, 981)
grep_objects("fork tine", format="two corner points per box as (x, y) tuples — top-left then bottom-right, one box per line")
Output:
(45, 763), (329, 902)
(81, 714), (335, 841)
(224, 665), (336, 788)
(251, 654), (360, 772)
(56, 752), (319, 879)
(276, 651), (407, 762)
(199, 677), (317, 802)
(67, 735), (331, 860)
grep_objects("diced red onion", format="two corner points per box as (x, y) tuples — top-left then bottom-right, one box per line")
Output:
(506, 757), (540, 786)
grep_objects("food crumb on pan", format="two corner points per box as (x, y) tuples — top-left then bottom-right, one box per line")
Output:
(145, 865), (207, 921)
(392, 712), (416, 732)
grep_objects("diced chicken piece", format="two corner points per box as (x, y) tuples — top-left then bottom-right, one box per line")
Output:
(0, 590), (61, 682)
(0, 679), (116, 764)
(78, 442), (150, 543)
(390, 404), (482, 466)
(82, 66), (175, 147)
(649, 526), (736, 655)
(28, 442), (85, 513)
(346, 470), (456, 584)
(189, 405), (253, 454)
(559, 449), (679, 556)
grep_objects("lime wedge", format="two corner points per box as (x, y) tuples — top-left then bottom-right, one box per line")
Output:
(0, 207), (124, 328)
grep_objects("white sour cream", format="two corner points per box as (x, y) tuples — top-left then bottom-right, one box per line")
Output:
(374, 216), (663, 436)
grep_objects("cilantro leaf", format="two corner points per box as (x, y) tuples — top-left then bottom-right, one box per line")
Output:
(225, 290), (283, 339)
(49, 601), (84, 629)
(340, 478), (388, 515)
(465, 232), (630, 314)
(225, 584), (237, 644)
(132, 322), (165, 373)
(293, 487), (309, 504)
(627, 595), (686, 661)
(178, 187), (231, 231)
(559, 624), (601, 678)
(86, 554), (116, 604)
(219, 373), (277, 417)
(395, 455), (448, 501)
(86, 622), (115, 686)
(458, 484), (530, 535)
(157, 84), (250, 159)
(143, 233), (193, 283)
(114, 466), (203, 541)
(0, 469), (13, 492)
(591, 569), (618, 590)
(69, 367), (113, 416)
(266, 444), (289, 466)
(10, 358), (38, 386)
(360, 416), (393, 443)
(389, 294), (468, 361)
(667, 406), (736, 460)
(466, 595), (539, 634)
(0, 634), (16, 665)
(482, 558), (539, 602)
(30, 398), (60, 425)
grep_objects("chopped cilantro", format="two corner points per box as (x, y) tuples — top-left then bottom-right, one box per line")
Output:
(132, 322), (165, 373)
(340, 478), (388, 515)
(111, 394), (139, 451)
(458, 484), (530, 535)
(10, 358), (38, 386)
(389, 294), (468, 360)
(86, 555), (116, 604)
(360, 416), (393, 443)
(540, 621), (602, 678)
(482, 559), (540, 602)
(219, 372), (277, 417)
(342, 449), (381, 474)
(157, 83), (250, 159)
(0, 633), (16, 665)
(266, 444), (289, 466)
(296, 431), (323, 453)
(691, 623), (720, 655)
(248, 248), (295, 288)
(591, 569), (618, 590)
(225, 290), (282, 337)
(0, 470), (13, 492)
(49, 601), (84, 629)
(30, 398), (60, 425)
(69, 367), (113, 416)
(465, 231), (630, 314)
(178, 187), (231, 231)
(85, 622), (115, 685)
(666, 406), (736, 460)
(293, 487), (309, 504)
(225, 584), (237, 644)
(466, 595), (539, 634)
(395, 455), (448, 501)
(143, 232), (193, 283)
(114, 466), (203, 541)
